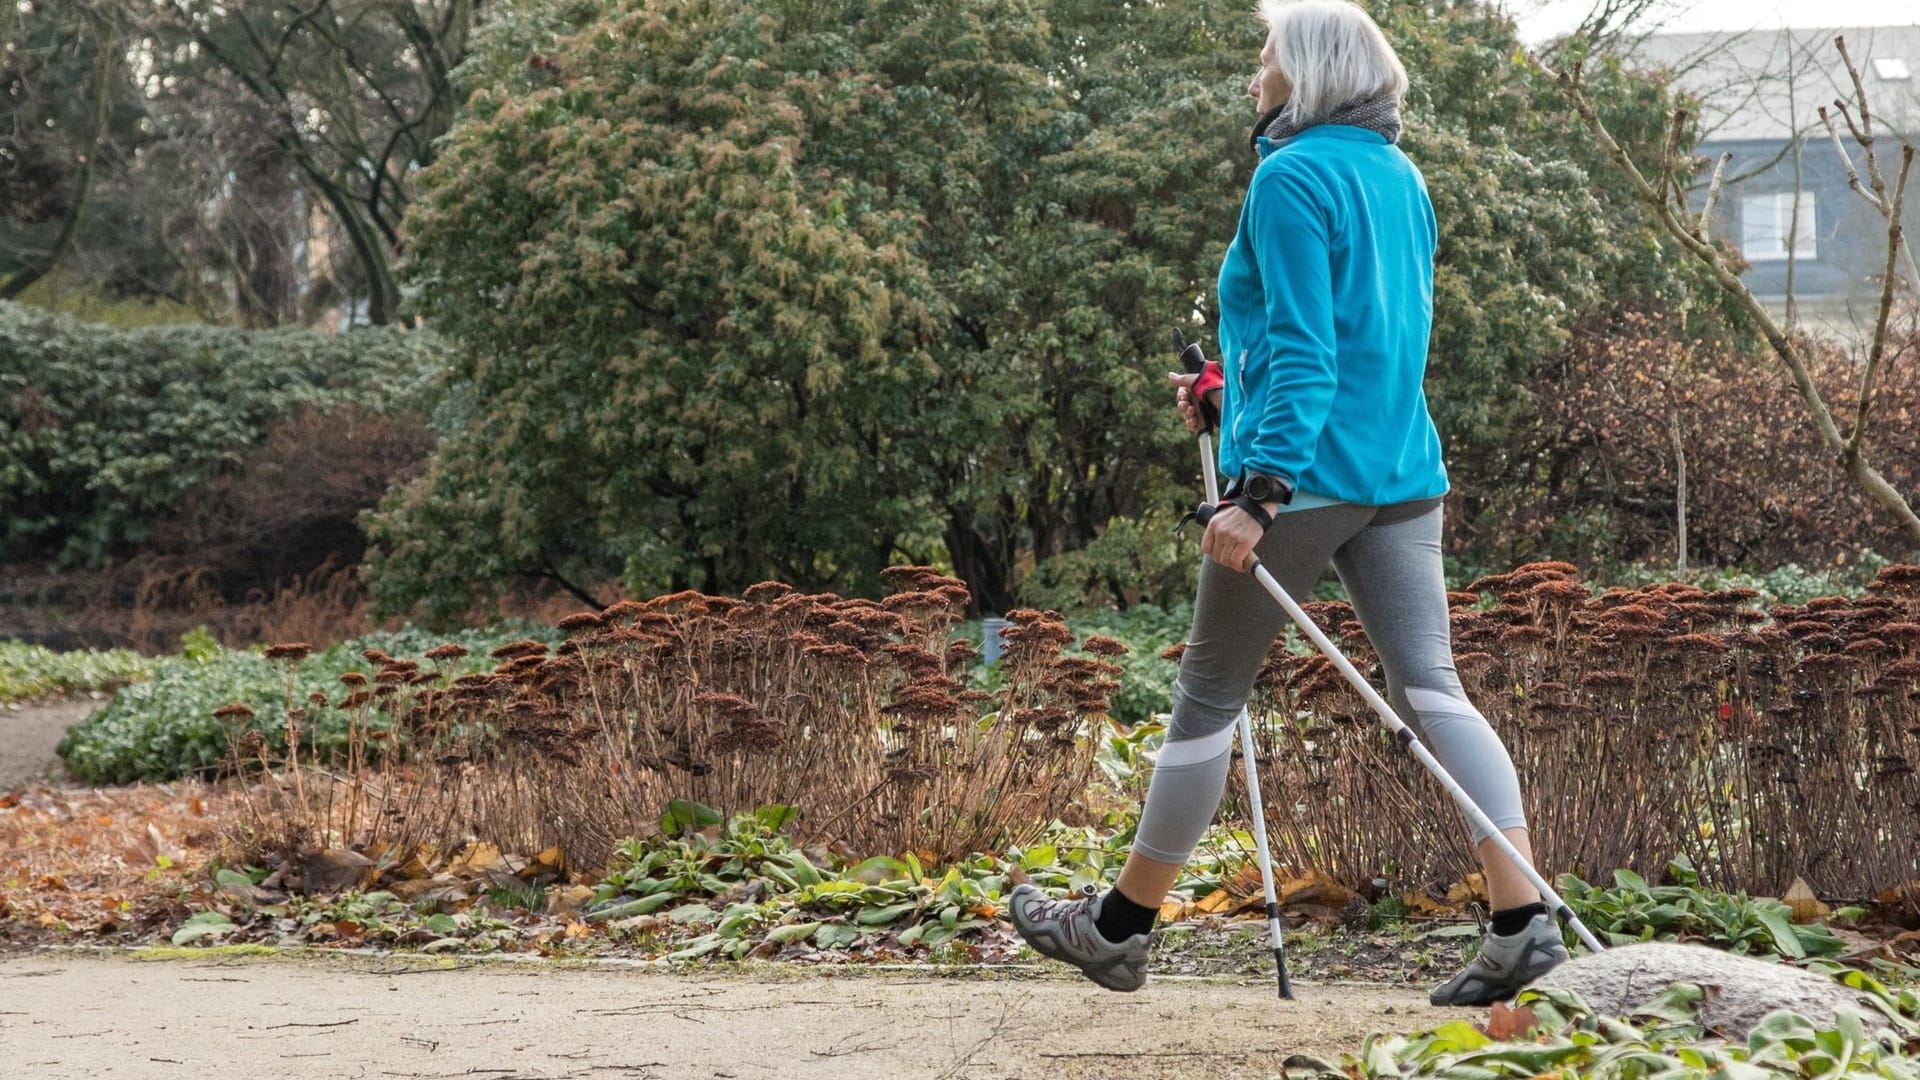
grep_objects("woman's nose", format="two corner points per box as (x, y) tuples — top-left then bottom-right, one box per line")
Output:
(1247, 70), (1262, 98)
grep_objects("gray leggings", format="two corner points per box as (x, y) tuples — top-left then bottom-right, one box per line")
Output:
(1133, 498), (1528, 864)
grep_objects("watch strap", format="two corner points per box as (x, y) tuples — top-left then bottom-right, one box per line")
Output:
(1227, 493), (1275, 532)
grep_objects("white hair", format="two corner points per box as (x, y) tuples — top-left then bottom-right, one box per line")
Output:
(1257, 0), (1409, 124)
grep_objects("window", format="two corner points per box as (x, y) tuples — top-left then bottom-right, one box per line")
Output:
(1740, 192), (1816, 262)
(1870, 57), (1911, 81)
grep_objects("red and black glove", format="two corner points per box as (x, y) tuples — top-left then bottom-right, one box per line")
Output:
(1172, 328), (1224, 432)
(1191, 359), (1225, 432)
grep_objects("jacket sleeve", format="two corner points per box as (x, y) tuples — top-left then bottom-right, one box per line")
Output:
(1242, 164), (1337, 486)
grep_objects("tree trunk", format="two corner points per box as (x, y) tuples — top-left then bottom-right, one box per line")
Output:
(942, 512), (1016, 615)
(1668, 407), (1688, 577)
(0, 15), (114, 301)
(233, 149), (300, 327)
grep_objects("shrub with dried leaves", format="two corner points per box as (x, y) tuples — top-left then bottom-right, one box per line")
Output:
(1228, 562), (1920, 903)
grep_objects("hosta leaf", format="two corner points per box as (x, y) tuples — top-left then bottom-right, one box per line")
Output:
(813, 923), (859, 950)
(170, 911), (235, 946)
(848, 856), (910, 885)
(1752, 907), (1806, 959)
(666, 933), (722, 961)
(854, 902), (917, 927)
(763, 921), (821, 945)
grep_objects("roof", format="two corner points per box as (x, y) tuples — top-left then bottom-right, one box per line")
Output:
(1626, 25), (1920, 143)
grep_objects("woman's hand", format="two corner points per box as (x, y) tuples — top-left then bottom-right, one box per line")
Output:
(1166, 371), (1222, 435)
(1201, 502), (1265, 573)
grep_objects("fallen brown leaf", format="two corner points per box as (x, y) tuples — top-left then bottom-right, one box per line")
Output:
(1481, 1001), (1540, 1039)
(544, 884), (594, 916)
(1447, 874), (1488, 907)
(300, 848), (376, 893)
(1781, 877), (1831, 924)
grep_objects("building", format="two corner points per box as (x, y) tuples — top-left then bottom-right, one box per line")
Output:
(1630, 25), (1920, 334)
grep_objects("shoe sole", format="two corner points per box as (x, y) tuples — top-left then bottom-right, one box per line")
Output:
(1430, 948), (1569, 1006)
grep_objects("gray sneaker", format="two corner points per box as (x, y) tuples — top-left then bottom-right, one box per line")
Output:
(1008, 883), (1150, 992)
(1429, 913), (1570, 1006)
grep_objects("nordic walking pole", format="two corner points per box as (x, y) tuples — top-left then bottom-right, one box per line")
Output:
(1188, 500), (1609, 957)
(1173, 330), (1295, 999)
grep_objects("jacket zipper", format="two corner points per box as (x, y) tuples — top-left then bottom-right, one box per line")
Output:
(1231, 348), (1250, 461)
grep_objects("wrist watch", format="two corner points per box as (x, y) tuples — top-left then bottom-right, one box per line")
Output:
(1240, 472), (1294, 505)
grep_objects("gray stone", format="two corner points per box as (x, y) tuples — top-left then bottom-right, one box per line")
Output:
(1526, 942), (1891, 1038)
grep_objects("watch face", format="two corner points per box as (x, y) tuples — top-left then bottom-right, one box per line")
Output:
(1246, 475), (1271, 501)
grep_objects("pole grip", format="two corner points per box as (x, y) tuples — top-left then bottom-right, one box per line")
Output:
(1171, 328), (1220, 433)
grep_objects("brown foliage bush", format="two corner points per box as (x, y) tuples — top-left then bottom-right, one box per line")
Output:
(225, 572), (1118, 871)
(1453, 312), (1920, 569)
(154, 404), (433, 592)
(0, 556), (374, 653)
(1228, 561), (1920, 899)
(0, 405), (433, 653)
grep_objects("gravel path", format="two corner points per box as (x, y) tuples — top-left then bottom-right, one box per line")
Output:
(0, 700), (91, 791)
(1, 949), (1458, 1079)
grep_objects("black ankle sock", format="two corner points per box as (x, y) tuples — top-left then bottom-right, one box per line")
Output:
(1094, 888), (1158, 944)
(1490, 901), (1549, 937)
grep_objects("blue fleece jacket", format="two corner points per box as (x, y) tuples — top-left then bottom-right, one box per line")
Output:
(1214, 124), (1447, 506)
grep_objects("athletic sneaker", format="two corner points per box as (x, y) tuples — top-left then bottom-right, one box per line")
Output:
(1429, 912), (1570, 1006)
(1008, 882), (1151, 992)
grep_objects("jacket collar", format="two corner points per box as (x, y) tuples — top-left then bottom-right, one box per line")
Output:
(1256, 123), (1393, 159)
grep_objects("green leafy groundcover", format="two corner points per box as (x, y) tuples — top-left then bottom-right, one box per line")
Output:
(169, 813), (1155, 959)
(586, 806), (1135, 960)
(56, 622), (556, 785)
(1561, 858), (1848, 960)
(553, 816), (1867, 967)
(1294, 974), (1920, 1080)
(0, 640), (152, 704)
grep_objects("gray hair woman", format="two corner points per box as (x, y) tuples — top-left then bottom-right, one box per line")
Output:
(1010, 0), (1568, 1007)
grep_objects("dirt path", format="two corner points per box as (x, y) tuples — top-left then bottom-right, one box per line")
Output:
(0, 700), (91, 791)
(1, 950), (1458, 1079)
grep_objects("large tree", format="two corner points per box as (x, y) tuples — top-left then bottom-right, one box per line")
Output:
(2, 0), (476, 326)
(1, 0), (135, 301)
(367, 0), (1707, 619)
(148, 0), (477, 325)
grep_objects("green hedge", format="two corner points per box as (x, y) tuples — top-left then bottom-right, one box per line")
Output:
(0, 640), (153, 703)
(0, 301), (445, 565)
(56, 623), (555, 785)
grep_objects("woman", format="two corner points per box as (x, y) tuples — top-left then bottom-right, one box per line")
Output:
(1010, 0), (1567, 1007)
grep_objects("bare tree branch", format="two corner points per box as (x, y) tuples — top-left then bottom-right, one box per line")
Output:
(1821, 35), (1920, 308)
(1660, 106), (1689, 212)
(1696, 150), (1731, 238)
(1820, 105), (1885, 211)
(1848, 143), (1914, 463)
(1528, 38), (1920, 547)
(1835, 35), (1892, 212)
